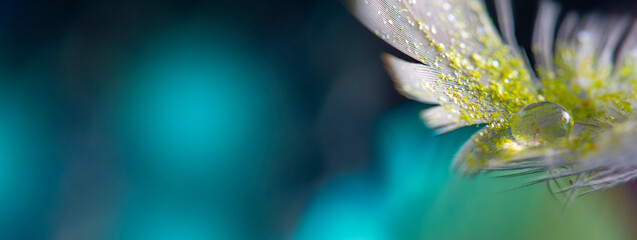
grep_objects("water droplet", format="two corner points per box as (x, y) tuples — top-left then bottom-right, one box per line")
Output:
(511, 102), (574, 146)
(491, 59), (500, 68)
(447, 14), (456, 22)
(476, 26), (484, 35)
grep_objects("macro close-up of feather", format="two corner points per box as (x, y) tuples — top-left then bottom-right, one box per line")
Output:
(4, 0), (637, 239)
(352, 0), (637, 200)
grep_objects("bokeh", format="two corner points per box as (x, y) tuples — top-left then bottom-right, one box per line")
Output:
(1, 0), (637, 239)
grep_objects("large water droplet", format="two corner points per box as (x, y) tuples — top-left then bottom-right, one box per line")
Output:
(511, 101), (574, 146)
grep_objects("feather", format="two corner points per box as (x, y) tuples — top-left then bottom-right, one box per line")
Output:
(494, 0), (518, 49)
(353, 0), (540, 127)
(353, 0), (637, 195)
(532, 1), (560, 76)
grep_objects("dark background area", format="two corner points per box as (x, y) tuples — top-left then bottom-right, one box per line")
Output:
(0, 0), (637, 239)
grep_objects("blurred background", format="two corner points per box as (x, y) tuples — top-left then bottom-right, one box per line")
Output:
(2, 0), (637, 239)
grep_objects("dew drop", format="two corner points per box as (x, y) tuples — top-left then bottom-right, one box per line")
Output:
(491, 59), (500, 68)
(447, 14), (456, 22)
(511, 102), (574, 147)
